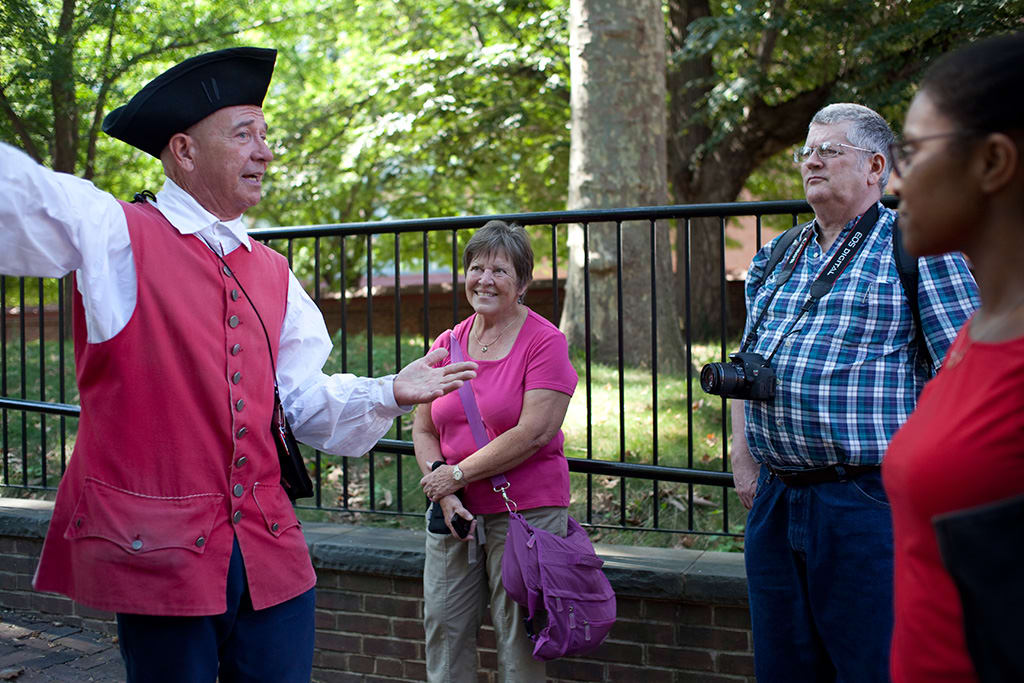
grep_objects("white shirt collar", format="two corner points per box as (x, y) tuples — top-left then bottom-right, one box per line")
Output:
(152, 178), (253, 252)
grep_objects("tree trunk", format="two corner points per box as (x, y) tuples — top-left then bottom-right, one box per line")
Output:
(561, 0), (685, 373)
(50, 0), (78, 174)
(665, 0), (833, 340)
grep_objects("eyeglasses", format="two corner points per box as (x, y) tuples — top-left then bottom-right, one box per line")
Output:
(887, 131), (976, 177)
(792, 141), (877, 164)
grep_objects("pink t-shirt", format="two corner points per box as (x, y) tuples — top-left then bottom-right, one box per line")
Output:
(428, 308), (578, 514)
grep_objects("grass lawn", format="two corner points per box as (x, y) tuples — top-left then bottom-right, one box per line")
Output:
(1, 330), (745, 551)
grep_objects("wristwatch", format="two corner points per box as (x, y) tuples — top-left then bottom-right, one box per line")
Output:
(451, 464), (464, 482)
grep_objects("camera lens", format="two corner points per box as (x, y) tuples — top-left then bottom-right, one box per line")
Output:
(700, 363), (724, 393)
(700, 361), (746, 396)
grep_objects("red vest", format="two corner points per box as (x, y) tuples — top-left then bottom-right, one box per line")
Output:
(33, 201), (315, 615)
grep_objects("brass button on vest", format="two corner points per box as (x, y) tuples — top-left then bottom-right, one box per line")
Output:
(231, 344), (242, 356)
(235, 399), (245, 411)
(236, 426), (248, 438)
(231, 289), (240, 301)
(228, 315), (240, 328)
(232, 372), (242, 384)
(195, 536), (206, 547)
(233, 484), (244, 497)
(131, 539), (143, 551)
(236, 456), (248, 467)
(222, 265), (232, 277)
(271, 522), (280, 532)
(232, 510), (242, 524)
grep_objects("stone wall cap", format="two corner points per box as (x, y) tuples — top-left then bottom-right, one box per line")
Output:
(0, 499), (747, 604)
(0, 498), (53, 538)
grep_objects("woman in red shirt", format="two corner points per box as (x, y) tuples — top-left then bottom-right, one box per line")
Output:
(883, 32), (1024, 683)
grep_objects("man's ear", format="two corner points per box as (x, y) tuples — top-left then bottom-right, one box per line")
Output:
(974, 132), (1019, 195)
(866, 151), (886, 188)
(165, 132), (197, 172)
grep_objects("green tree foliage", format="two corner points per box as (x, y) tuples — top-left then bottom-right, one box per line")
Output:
(0, 0), (571, 295)
(0, 0), (309, 302)
(666, 0), (1024, 337)
(672, 0), (1024, 202)
(3, 0), (1020, 310)
(252, 0), (571, 290)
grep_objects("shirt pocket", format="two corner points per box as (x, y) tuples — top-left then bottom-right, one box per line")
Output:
(64, 477), (222, 555)
(252, 481), (301, 538)
(833, 279), (909, 351)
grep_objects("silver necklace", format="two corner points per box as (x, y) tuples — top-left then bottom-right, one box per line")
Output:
(473, 310), (520, 353)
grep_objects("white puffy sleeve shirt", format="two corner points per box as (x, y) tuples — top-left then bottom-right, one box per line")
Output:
(0, 142), (405, 456)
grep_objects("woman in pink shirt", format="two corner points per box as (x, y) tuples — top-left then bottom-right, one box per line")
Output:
(415, 220), (577, 682)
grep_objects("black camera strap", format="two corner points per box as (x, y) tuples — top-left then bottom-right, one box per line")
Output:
(743, 203), (881, 360)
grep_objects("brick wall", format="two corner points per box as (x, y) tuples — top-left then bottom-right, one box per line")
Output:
(311, 574), (753, 683)
(0, 499), (754, 682)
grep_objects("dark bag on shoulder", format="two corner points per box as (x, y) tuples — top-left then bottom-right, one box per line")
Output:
(272, 388), (313, 501)
(933, 493), (1024, 683)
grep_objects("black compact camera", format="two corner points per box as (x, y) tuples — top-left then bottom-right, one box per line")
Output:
(427, 500), (472, 538)
(426, 461), (472, 538)
(700, 352), (776, 401)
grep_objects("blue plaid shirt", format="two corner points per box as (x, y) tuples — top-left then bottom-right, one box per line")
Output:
(742, 204), (979, 467)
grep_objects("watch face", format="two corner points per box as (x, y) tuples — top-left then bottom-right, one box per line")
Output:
(452, 465), (463, 481)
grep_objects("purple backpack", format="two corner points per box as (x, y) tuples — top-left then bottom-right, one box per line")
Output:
(445, 329), (617, 660)
(501, 511), (617, 660)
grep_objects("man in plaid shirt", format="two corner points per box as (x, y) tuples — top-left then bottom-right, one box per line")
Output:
(730, 103), (978, 682)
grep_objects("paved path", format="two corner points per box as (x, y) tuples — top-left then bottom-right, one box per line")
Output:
(0, 610), (123, 682)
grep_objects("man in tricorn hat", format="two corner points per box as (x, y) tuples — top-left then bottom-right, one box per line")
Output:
(0, 47), (476, 681)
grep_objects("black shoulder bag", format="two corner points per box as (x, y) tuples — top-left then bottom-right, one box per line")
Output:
(203, 242), (314, 501)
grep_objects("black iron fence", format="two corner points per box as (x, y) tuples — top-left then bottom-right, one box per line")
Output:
(3, 198), (885, 544)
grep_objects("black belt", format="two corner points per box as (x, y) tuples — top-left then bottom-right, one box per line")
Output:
(766, 463), (879, 487)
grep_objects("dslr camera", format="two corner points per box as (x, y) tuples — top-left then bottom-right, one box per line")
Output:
(700, 352), (776, 401)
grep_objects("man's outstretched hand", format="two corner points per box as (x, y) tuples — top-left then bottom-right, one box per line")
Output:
(392, 347), (477, 405)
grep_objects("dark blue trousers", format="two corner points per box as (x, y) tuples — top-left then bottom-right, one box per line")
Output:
(116, 537), (315, 683)
(744, 467), (894, 683)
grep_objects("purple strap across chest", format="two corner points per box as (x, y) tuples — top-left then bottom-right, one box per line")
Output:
(447, 330), (508, 489)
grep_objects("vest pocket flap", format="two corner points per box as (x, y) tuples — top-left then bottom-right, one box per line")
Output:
(64, 477), (222, 555)
(253, 482), (300, 538)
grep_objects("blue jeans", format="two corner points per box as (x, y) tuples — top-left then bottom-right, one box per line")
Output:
(745, 466), (893, 683)
(116, 536), (315, 683)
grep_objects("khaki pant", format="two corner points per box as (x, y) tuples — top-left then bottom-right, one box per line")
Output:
(424, 506), (568, 683)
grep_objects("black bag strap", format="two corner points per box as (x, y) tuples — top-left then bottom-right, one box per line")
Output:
(757, 213), (931, 372)
(198, 237), (314, 500)
(890, 219), (932, 372)
(199, 237), (283, 393)
(762, 221), (810, 286)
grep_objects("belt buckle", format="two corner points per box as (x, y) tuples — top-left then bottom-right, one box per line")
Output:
(770, 466), (808, 484)
(770, 464), (835, 487)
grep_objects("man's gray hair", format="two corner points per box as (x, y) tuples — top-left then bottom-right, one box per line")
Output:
(811, 103), (894, 188)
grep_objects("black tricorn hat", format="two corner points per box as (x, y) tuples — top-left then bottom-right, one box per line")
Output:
(102, 47), (277, 159)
